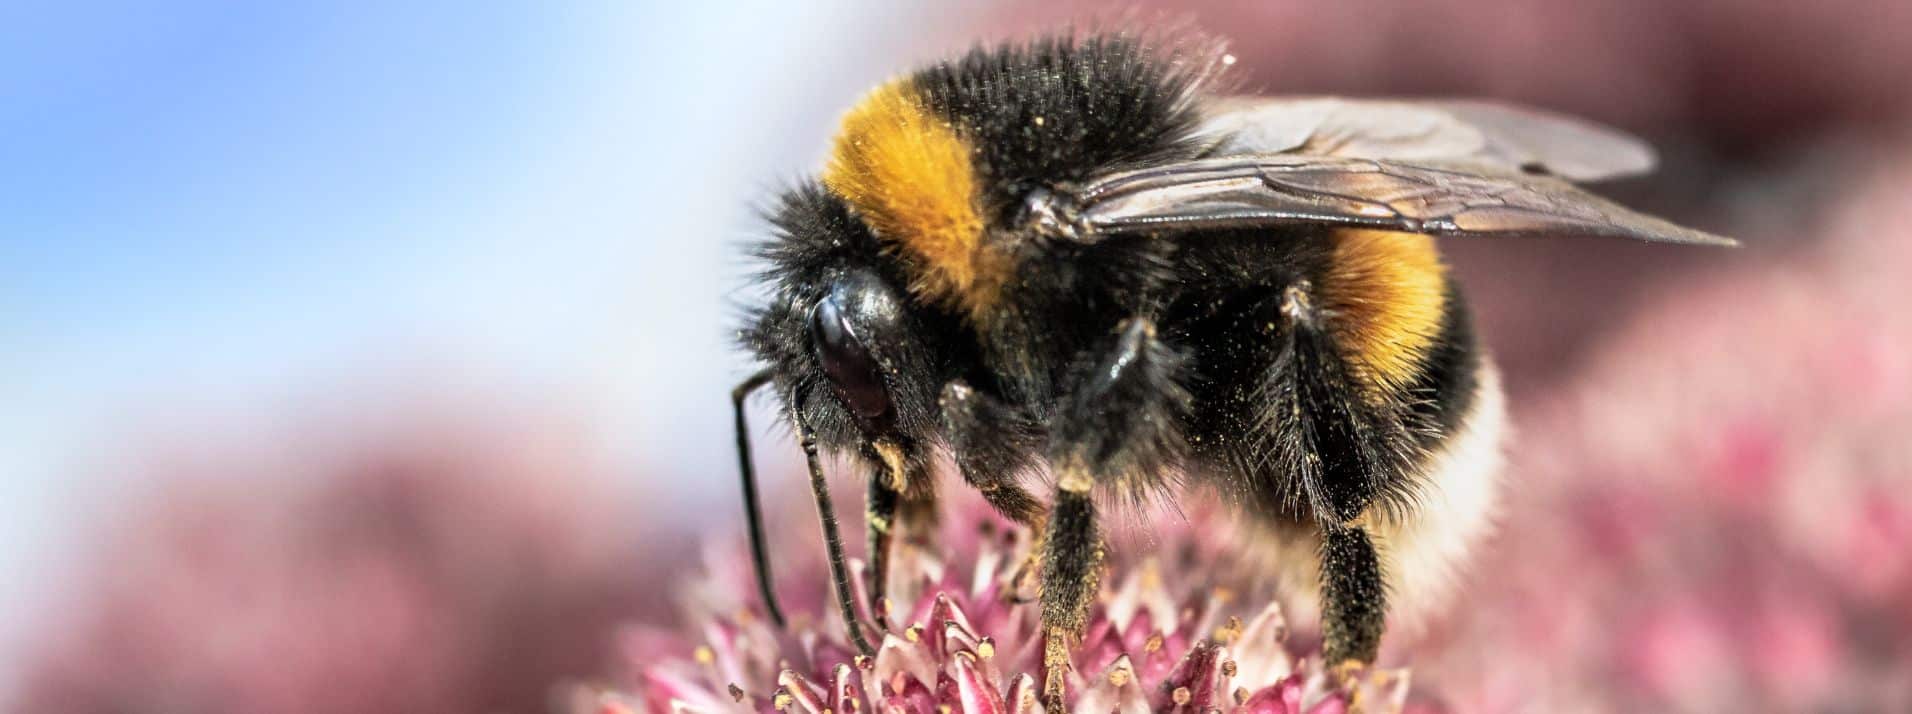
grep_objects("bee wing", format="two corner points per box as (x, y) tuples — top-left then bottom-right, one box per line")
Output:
(1051, 155), (1735, 246)
(1193, 97), (1656, 182)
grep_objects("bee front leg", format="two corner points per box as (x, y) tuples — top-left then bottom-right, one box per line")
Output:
(864, 468), (899, 628)
(1038, 318), (1191, 710)
(939, 380), (1045, 526)
(864, 443), (935, 630)
(941, 379), (1050, 601)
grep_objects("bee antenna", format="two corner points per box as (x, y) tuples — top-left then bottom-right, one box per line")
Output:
(732, 369), (786, 626)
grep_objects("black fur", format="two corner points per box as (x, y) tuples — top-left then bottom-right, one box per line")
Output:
(981, 233), (1180, 411)
(1265, 304), (1420, 525)
(939, 380), (1045, 524)
(910, 33), (1211, 224)
(740, 184), (971, 457)
(1049, 317), (1192, 506)
(1406, 281), (1482, 445)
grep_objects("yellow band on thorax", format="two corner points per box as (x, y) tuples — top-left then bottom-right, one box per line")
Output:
(823, 81), (1001, 319)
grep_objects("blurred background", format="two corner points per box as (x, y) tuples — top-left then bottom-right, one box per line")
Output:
(4, 1), (1909, 711)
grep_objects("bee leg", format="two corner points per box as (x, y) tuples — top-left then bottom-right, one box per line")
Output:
(1038, 482), (1102, 711)
(939, 380), (1045, 526)
(941, 379), (1050, 601)
(865, 442), (936, 630)
(864, 468), (899, 628)
(1038, 318), (1190, 710)
(1265, 285), (1411, 672)
(1320, 525), (1385, 670)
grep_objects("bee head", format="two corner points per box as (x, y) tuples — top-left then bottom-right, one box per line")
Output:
(741, 184), (959, 466)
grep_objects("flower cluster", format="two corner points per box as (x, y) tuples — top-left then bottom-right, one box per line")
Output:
(8, 407), (660, 714)
(571, 511), (1425, 714)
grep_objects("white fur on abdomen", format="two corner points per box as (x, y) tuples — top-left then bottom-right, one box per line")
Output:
(1371, 360), (1505, 633)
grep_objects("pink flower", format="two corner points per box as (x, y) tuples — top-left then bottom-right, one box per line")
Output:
(11, 405), (662, 714)
(1408, 144), (1912, 713)
(569, 503), (1428, 714)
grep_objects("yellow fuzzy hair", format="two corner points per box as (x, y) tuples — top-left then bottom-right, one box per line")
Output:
(1320, 229), (1448, 389)
(823, 81), (1001, 319)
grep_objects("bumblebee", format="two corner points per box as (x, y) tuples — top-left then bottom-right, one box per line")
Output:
(731, 33), (1731, 708)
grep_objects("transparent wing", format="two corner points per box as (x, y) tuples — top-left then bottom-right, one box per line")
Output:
(1029, 155), (1735, 246)
(1193, 97), (1656, 182)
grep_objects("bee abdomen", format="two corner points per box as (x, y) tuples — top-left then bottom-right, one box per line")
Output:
(1405, 280), (1482, 450)
(1316, 229), (1448, 393)
(1372, 356), (1504, 633)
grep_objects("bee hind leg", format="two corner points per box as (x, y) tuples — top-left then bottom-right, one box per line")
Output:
(1037, 318), (1191, 710)
(1260, 289), (1416, 672)
(1320, 525), (1385, 668)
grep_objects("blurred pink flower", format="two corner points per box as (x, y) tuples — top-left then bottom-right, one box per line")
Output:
(1410, 143), (1912, 713)
(12, 404), (667, 714)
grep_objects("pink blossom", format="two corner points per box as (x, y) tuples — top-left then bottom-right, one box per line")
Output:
(573, 504), (1427, 713)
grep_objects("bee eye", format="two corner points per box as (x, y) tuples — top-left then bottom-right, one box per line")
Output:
(810, 292), (894, 430)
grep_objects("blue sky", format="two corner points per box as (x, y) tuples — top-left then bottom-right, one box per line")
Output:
(0, 0), (974, 681)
